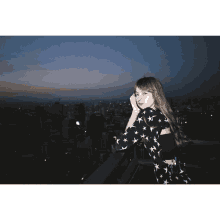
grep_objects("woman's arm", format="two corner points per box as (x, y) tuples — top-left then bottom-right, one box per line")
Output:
(112, 94), (142, 153)
(112, 110), (140, 153)
(125, 110), (140, 131)
(125, 94), (140, 131)
(113, 111), (145, 152)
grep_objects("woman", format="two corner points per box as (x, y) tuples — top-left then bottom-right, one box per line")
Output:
(112, 77), (192, 184)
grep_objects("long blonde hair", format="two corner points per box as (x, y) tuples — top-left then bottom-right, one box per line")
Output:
(134, 77), (191, 148)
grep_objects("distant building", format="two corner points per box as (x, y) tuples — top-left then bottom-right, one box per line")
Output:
(73, 103), (86, 126)
(87, 113), (105, 137)
(50, 101), (64, 115)
(87, 113), (106, 149)
(101, 107), (105, 117)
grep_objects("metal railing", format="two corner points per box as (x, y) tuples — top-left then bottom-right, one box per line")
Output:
(82, 143), (140, 184)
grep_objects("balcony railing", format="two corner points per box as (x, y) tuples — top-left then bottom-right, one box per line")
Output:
(82, 143), (140, 184)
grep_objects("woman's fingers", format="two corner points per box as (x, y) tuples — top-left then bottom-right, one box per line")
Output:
(130, 94), (140, 112)
(164, 159), (175, 165)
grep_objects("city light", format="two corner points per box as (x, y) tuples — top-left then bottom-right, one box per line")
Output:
(76, 121), (80, 125)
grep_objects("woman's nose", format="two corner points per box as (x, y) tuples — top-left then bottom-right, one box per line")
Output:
(136, 97), (141, 102)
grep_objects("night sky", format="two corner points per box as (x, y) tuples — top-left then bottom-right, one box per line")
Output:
(1, 36), (220, 101)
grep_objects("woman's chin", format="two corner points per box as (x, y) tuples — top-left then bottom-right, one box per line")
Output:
(138, 104), (152, 109)
(138, 104), (145, 109)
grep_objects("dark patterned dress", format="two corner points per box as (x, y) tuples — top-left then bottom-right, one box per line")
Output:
(114, 107), (191, 184)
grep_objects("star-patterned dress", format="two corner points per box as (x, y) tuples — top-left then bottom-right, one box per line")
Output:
(114, 107), (191, 184)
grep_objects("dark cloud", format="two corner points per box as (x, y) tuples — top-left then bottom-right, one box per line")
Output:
(0, 36), (12, 49)
(0, 60), (14, 75)
(0, 37), (12, 61)
(183, 61), (220, 98)
(161, 77), (174, 85)
(0, 80), (137, 100)
(0, 91), (18, 97)
(1, 36), (220, 100)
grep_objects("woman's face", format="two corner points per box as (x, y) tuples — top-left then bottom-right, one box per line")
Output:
(135, 87), (155, 110)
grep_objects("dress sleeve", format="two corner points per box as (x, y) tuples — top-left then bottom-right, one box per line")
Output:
(114, 111), (148, 151)
(142, 109), (170, 130)
(141, 109), (171, 165)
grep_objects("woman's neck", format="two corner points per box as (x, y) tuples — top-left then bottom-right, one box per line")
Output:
(149, 104), (157, 111)
(141, 106), (157, 111)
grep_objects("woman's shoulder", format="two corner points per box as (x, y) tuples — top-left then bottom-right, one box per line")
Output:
(140, 107), (169, 126)
(140, 107), (163, 118)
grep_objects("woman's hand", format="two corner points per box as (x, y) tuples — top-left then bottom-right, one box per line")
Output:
(164, 159), (176, 165)
(130, 94), (140, 113)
